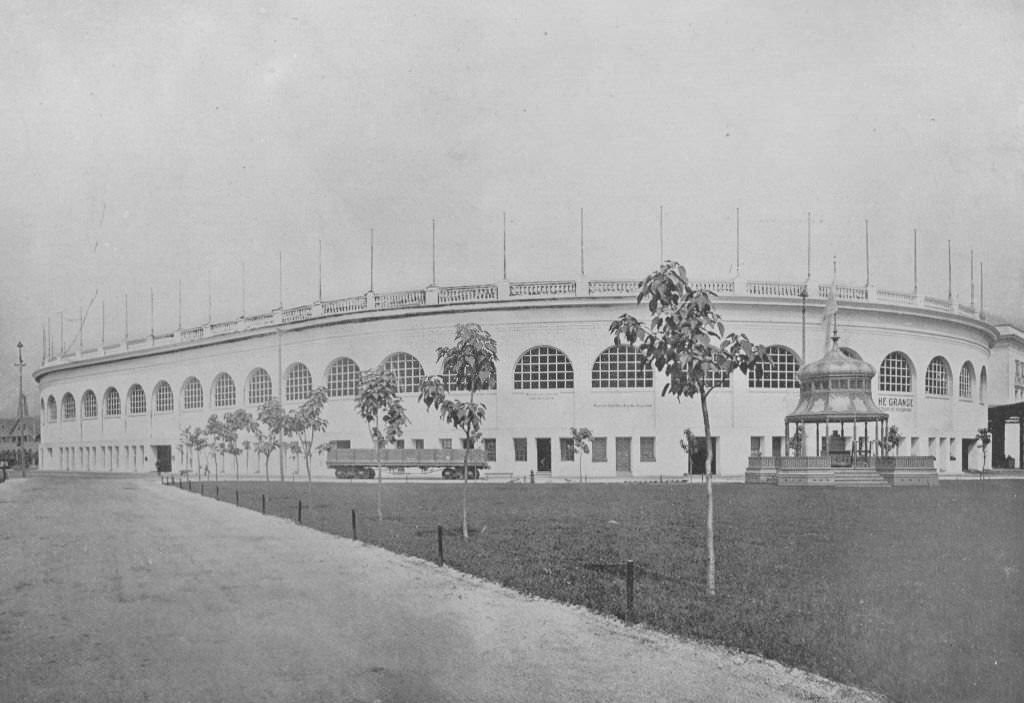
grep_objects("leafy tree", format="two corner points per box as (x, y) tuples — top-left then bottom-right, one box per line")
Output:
(286, 387), (329, 500)
(880, 425), (905, 457)
(610, 261), (766, 596)
(257, 397), (289, 481)
(224, 409), (257, 481)
(419, 323), (497, 540)
(204, 414), (231, 481)
(788, 423), (807, 457)
(180, 425), (207, 477)
(976, 427), (992, 475)
(571, 426), (593, 483)
(355, 370), (409, 521)
(241, 439), (252, 474)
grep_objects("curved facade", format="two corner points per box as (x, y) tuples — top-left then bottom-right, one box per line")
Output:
(33, 277), (1024, 479)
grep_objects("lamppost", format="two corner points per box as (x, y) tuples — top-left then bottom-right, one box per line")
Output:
(14, 341), (25, 476)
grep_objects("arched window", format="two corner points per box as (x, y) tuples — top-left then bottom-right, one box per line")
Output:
(879, 352), (913, 393)
(592, 345), (652, 389)
(40, 398), (46, 421)
(959, 362), (975, 401)
(381, 353), (424, 394)
(61, 393), (76, 420)
(127, 384), (146, 415)
(47, 396), (57, 422)
(82, 390), (98, 419)
(326, 357), (362, 397)
(285, 363), (313, 401)
(748, 346), (800, 389)
(979, 367), (988, 403)
(247, 368), (273, 405)
(153, 381), (174, 413)
(104, 388), (121, 417)
(182, 377), (204, 410)
(514, 346), (574, 390)
(925, 357), (950, 397)
(212, 373), (237, 408)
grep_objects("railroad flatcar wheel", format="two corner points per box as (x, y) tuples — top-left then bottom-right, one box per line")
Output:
(442, 468), (456, 480)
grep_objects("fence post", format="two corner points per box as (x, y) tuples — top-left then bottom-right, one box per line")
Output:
(351, 509), (357, 541)
(200, 484), (204, 497)
(626, 559), (635, 624)
(437, 525), (444, 566)
(261, 494), (266, 515)
(215, 485), (219, 500)
(298, 500), (303, 524)
(235, 490), (239, 506)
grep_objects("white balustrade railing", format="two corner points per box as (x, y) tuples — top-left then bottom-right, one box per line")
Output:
(323, 296), (368, 315)
(41, 274), (988, 368)
(376, 290), (426, 309)
(438, 284), (498, 304)
(877, 289), (916, 305)
(588, 280), (641, 296)
(746, 280), (807, 297)
(509, 281), (576, 297)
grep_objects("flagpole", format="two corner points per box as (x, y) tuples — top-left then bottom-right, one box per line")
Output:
(947, 239), (952, 301)
(579, 208), (585, 277)
(913, 229), (918, 296)
(369, 228), (375, 292)
(318, 239), (323, 302)
(970, 250), (975, 308)
(865, 220), (870, 287)
(502, 212), (508, 280)
(735, 207), (740, 277)
(431, 219), (436, 286)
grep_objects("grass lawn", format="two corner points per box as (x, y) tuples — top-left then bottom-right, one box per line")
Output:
(183, 478), (1024, 703)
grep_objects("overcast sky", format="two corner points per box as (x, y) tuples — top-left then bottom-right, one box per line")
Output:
(1, 1), (1022, 416)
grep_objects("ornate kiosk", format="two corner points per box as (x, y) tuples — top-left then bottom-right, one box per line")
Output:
(747, 329), (938, 487)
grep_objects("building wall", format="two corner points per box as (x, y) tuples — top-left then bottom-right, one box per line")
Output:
(34, 285), (1008, 479)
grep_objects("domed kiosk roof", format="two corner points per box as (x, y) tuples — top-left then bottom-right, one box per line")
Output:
(785, 336), (888, 424)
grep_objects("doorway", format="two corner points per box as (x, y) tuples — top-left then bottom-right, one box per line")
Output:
(689, 437), (718, 475)
(962, 438), (975, 472)
(615, 437), (632, 474)
(154, 445), (172, 473)
(535, 438), (551, 472)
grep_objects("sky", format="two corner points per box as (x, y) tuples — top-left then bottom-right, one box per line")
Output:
(1, 1), (1021, 416)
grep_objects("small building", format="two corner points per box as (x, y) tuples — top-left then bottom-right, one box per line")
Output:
(747, 329), (938, 487)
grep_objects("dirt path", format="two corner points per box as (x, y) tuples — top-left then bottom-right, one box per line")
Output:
(0, 474), (885, 703)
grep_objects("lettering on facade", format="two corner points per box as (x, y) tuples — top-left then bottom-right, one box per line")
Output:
(877, 395), (914, 411)
(593, 402), (654, 409)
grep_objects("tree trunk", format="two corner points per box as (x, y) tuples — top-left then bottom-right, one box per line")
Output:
(700, 390), (716, 597)
(374, 422), (384, 522)
(462, 430), (470, 540)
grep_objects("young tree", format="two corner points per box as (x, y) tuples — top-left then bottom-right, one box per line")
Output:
(419, 323), (498, 540)
(204, 414), (231, 481)
(976, 427), (992, 475)
(253, 431), (278, 482)
(258, 398), (289, 481)
(224, 409), (256, 481)
(880, 425), (905, 457)
(286, 386), (329, 501)
(241, 439), (252, 474)
(355, 370), (409, 521)
(610, 261), (766, 596)
(570, 426), (593, 483)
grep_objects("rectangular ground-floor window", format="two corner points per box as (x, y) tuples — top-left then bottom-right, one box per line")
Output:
(413, 438), (424, 449)
(640, 436), (656, 462)
(440, 438), (452, 449)
(394, 439), (405, 449)
(484, 438), (496, 462)
(592, 437), (607, 462)
(513, 438), (527, 461)
(772, 436), (785, 457)
(559, 437), (574, 461)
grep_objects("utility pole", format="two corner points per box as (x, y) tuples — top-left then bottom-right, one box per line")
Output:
(14, 341), (25, 473)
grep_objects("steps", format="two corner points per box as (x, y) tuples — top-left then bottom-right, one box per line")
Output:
(831, 467), (891, 487)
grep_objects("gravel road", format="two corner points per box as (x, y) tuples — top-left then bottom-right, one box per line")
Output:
(0, 474), (885, 703)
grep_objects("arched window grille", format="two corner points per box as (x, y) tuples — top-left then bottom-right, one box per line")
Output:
(925, 357), (950, 397)
(61, 393), (76, 420)
(127, 384), (146, 415)
(182, 377), (204, 410)
(592, 345), (652, 389)
(82, 390), (98, 419)
(285, 363), (313, 401)
(879, 352), (913, 393)
(153, 381), (174, 413)
(748, 346), (800, 389)
(247, 368), (273, 405)
(326, 357), (362, 397)
(212, 373), (237, 408)
(959, 362), (975, 401)
(704, 368), (732, 389)
(514, 346), (574, 390)
(381, 353), (424, 394)
(104, 388), (121, 417)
